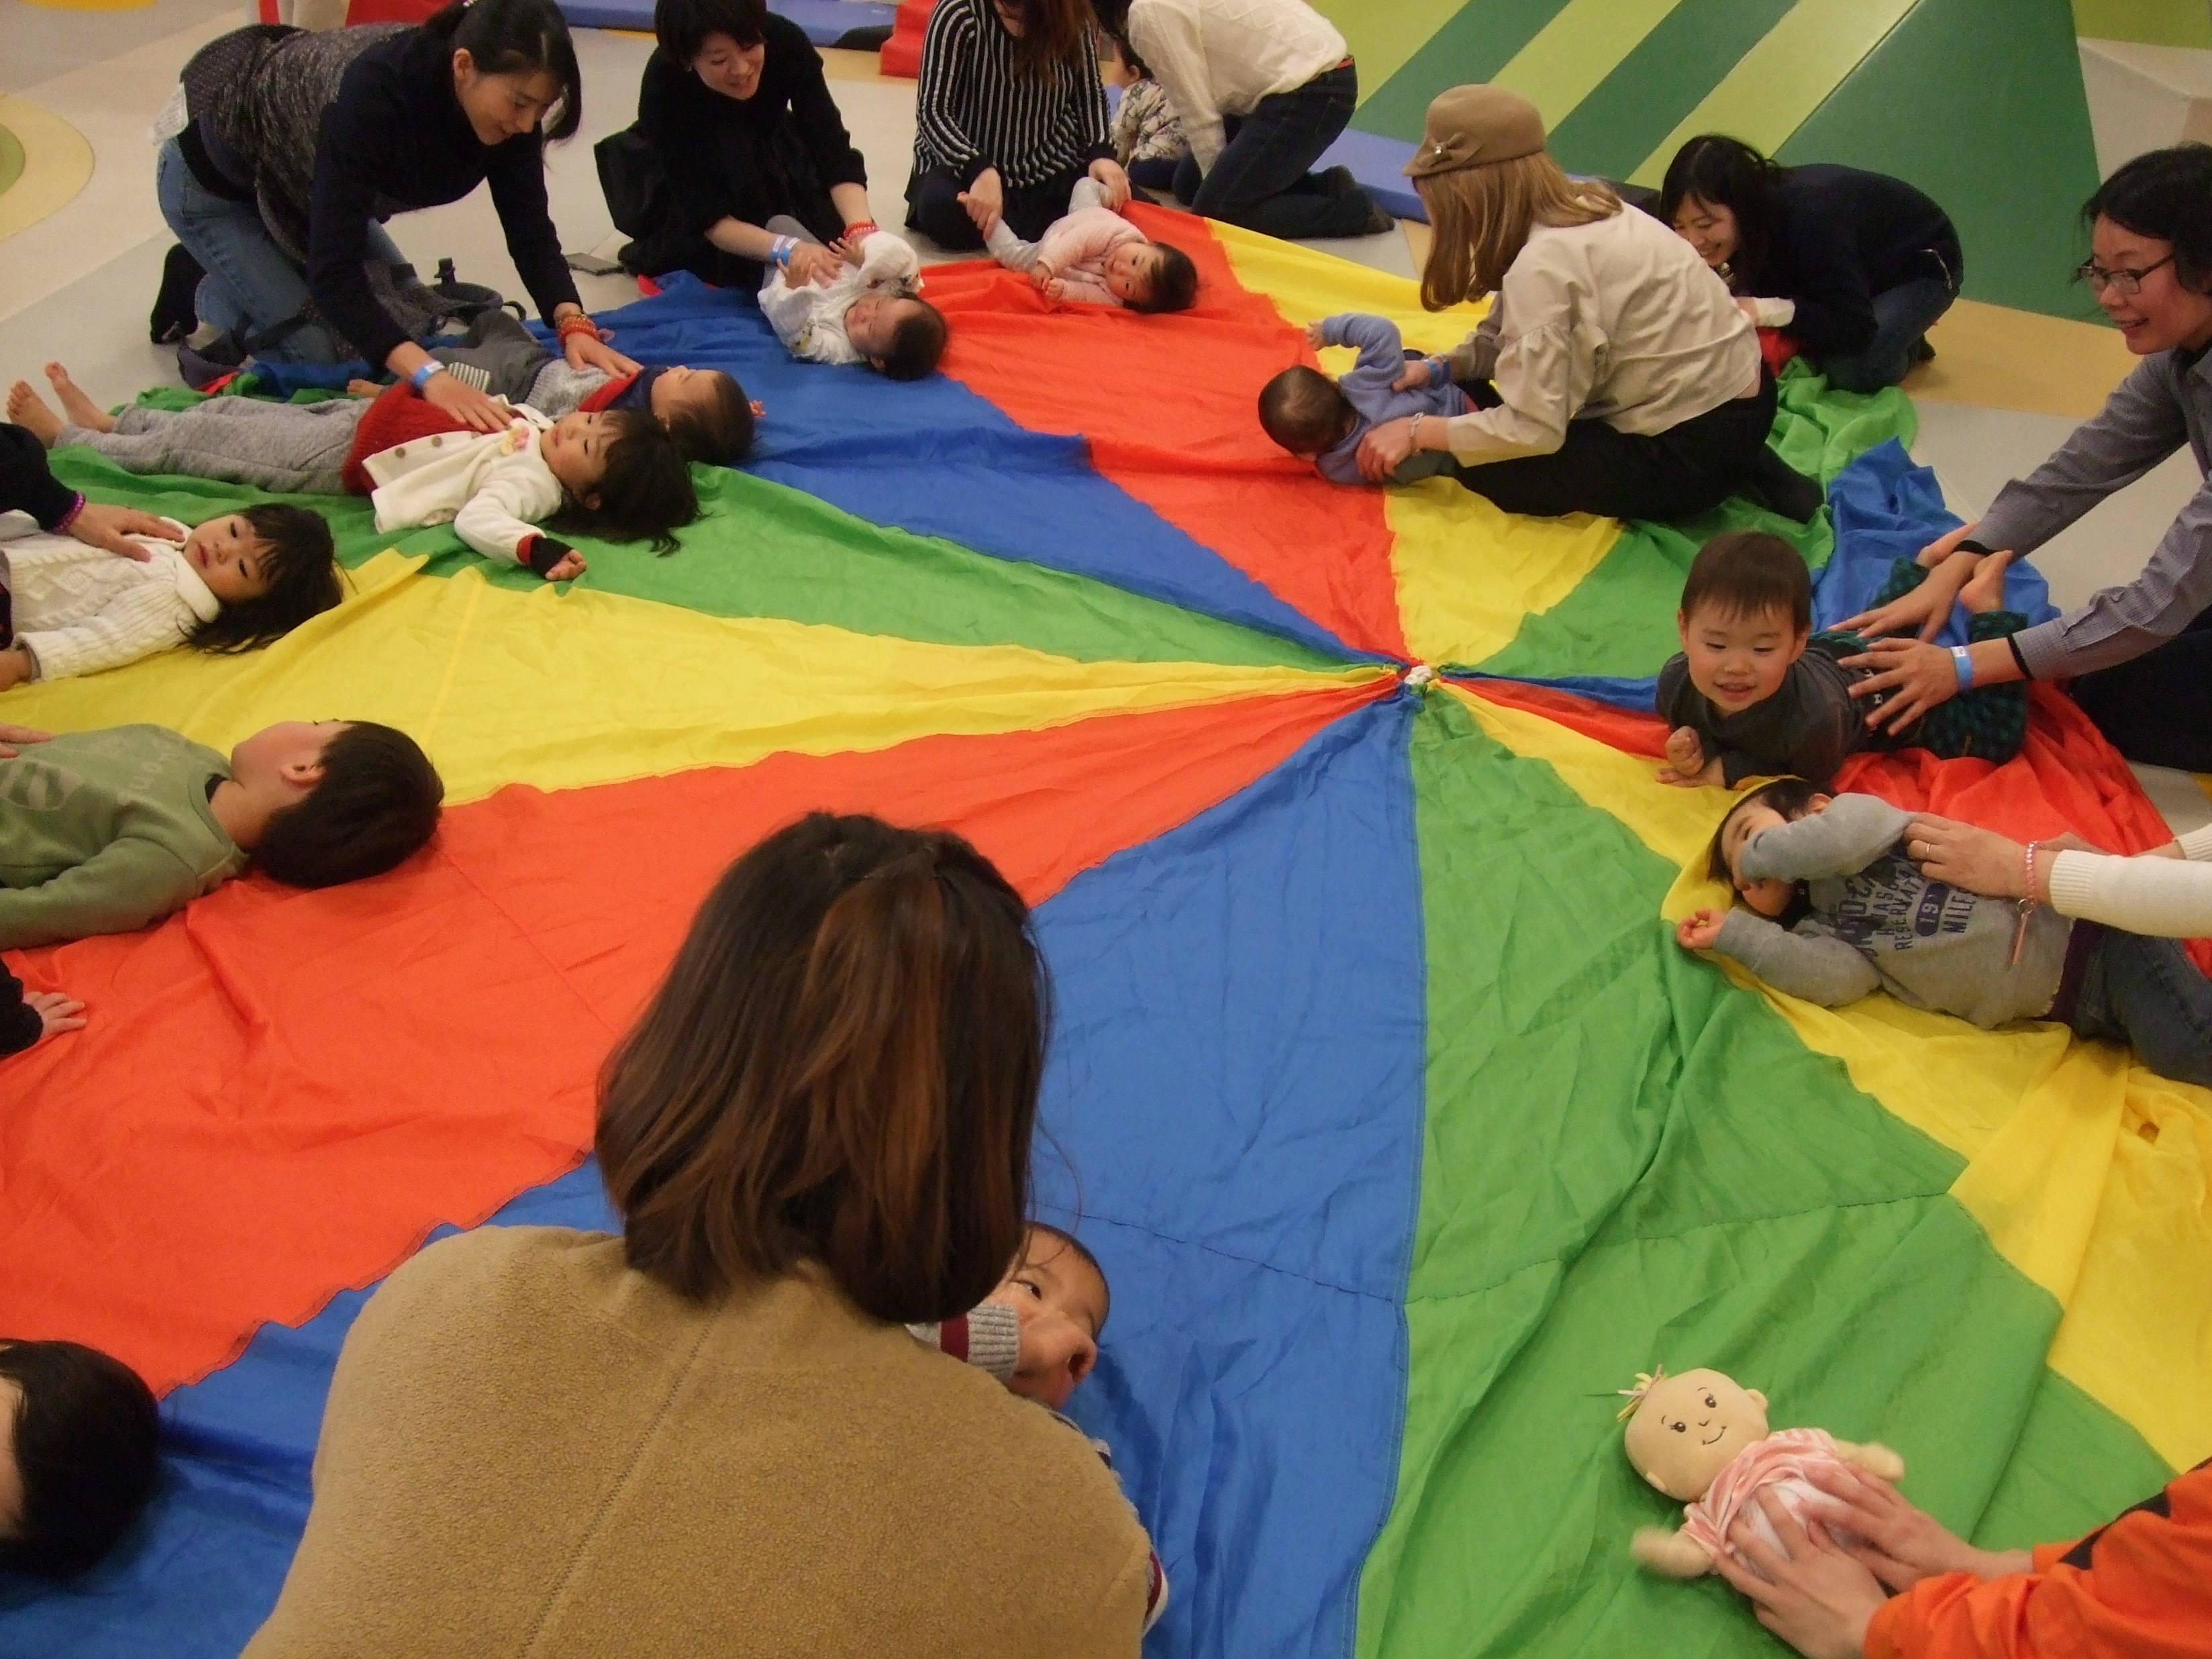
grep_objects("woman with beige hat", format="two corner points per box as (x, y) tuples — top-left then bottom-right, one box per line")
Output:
(1357, 85), (1823, 523)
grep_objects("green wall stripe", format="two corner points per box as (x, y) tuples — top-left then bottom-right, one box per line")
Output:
(1627, 0), (1918, 184)
(1308, 0), (1494, 112)
(1546, 0), (1802, 185)
(1780, 0), (2107, 320)
(1493, 0), (1695, 134)
(1355, 0), (1577, 144)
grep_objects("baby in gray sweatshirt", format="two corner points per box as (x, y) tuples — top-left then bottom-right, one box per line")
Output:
(1678, 778), (2212, 1083)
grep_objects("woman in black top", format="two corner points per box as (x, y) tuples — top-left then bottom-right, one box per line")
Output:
(159, 0), (631, 430)
(1658, 135), (1962, 393)
(628, 0), (874, 291)
(906, 0), (1127, 251)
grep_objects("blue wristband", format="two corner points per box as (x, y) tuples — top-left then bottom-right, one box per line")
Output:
(1427, 354), (1450, 383)
(1950, 644), (1974, 690)
(410, 360), (441, 392)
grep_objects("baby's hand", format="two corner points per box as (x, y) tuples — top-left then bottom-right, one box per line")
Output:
(1656, 727), (1721, 787)
(1027, 266), (1052, 292)
(1042, 276), (1068, 302)
(1304, 320), (1327, 348)
(1676, 909), (1727, 951)
(27, 991), (87, 1044)
(542, 550), (587, 582)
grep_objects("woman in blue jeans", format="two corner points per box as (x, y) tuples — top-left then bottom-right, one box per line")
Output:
(1658, 135), (1961, 393)
(155, 0), (630, 432)
(1096, 0), (1389, 240)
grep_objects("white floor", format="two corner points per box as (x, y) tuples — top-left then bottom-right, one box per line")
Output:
(1, 13), (2203, 833)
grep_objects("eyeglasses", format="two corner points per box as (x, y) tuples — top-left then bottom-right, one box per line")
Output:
(2076, 253), (2176, 297)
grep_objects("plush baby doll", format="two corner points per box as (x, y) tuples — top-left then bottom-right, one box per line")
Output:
(1619, 1366), (1904, 1577)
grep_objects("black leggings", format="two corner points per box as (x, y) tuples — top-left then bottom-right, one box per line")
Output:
(2066, 602), (2212, 772)
(906, 165), (1086, 251)
(1448, 370), (1778, 521)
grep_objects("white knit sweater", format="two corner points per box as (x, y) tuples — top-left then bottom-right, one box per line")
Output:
(2049, 824), (2212, 938)
(1, 515), (220, 681)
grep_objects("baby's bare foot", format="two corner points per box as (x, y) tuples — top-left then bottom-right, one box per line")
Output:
(5, 381), (64, 446)
(44, 362), (113, 434)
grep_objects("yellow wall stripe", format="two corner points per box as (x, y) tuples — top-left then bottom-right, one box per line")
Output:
(1495, 0), (1694, 133)
(1628, 0), (1919, 186)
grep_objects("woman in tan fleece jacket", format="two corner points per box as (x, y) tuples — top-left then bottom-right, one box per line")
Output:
(244, 812), (1155, 1659)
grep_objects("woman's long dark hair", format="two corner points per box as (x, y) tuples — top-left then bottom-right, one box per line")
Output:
(2084, 142), (2212, 293)
(997, 0), (1093, 79)
(423, 0), (583, 142)
(596, 814), (1049, 1323)
(1658, 133), (1784, 293)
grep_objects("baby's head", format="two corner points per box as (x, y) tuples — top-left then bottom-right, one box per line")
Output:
(845, 295), (948, 381)
(1620, 1366), (1770, 1502)
(1708, 776), (1829, 917)
(1259, 366), (1356, 459)
(541, 408), (701, 553)
(649, 366), (755, 466)
(985, 1222), (1109, 1411)
(231, 719), (444, 887)
(1676, 530), (1813, 715)
(182, 504), (342, 654)
(0, 1340), (160, 1578)
(1107, 241), (1199, 313)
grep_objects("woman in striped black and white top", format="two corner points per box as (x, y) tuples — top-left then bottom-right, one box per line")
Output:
(905, 0), (1129, 252)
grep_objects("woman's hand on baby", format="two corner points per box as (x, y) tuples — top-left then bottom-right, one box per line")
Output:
(1712, 1491), (1891, 1659)
(1087, 157), (1133, 210)
(1901, 816), (2029, 898)
(565, 332), (642, 376)
(1356, 416), (1416, 481)
(1676, 909), (1727, 950)
(421, 370), (511, 433)
(1839, 638), (1958, 732)
(1391, 356), (1435, 393)
(26, 991), (86, 1044)
(540, 550), (587, 582)
(1797, 1462), (2027, 1593)
(65, 503), (169, 562)
(785, 242), (844, 287)
(961, 169), (1005, 236)
(1840, 523), (1985, 639)
(0, 722), (51, 758)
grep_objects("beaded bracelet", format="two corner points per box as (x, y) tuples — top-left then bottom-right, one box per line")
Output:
(843, 221), (879, 240)
(555, 314), (603, 342)
(52, 492), (86, 533)
(2009, 840), (2042, 966)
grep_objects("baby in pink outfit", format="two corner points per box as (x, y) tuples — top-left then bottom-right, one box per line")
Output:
(970, 179), (1199, 313)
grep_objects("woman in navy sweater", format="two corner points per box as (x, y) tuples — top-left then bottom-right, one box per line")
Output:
(1658, 135), (1962, 393)
(160, 0), (632, 430)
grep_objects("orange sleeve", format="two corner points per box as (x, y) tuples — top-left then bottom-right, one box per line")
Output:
(1864, 1464), (2212, 1659)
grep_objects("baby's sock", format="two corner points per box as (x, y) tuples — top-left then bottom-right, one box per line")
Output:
(985, 219), (1043, 274)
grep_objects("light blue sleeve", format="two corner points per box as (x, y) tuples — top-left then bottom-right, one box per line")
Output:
(1320, 313), (1405, 378)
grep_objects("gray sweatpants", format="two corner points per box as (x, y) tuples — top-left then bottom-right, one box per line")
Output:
(62, 397), (368, 496)
(983, 177), (1109, 273)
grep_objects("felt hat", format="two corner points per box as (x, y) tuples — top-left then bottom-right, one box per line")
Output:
(1403, 85), (1547, 179)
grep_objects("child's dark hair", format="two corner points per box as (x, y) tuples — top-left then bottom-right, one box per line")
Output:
(556, 409), (701, 553)
(1707, 777), (1820, 884)
(1680, 529), (1811, 632)
(1258, 366), (1354, 456)
(1126, 244), (1199, 315)
(0, 1340), (160, 1579)
(1097, 28), (1150, 78)
(254, 723), (444, 889)
(1029, 1222), (1109, 1336)
(877, 301), (949, 381)
(1658, 134), (1782, 292)
(663, 369), (754, 466)
(2083, 142), (2212, 294)
(423, 0), (581, 143)
(654, 0), (768, 62)
(186, 504), (342, 654)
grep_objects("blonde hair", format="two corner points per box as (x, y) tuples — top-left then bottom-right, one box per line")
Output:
(1416, 152), (1621, 311)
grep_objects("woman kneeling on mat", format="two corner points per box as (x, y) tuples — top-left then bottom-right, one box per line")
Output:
(623, 0), (877, 290)
(1660, 134), (1961, 394)
(238, 815), (1158, 1657)
(1355, 87), (1821, 523)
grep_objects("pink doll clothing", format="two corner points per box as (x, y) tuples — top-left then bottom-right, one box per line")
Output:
(1034, 206), (1147, 307)
(1680, 1427), (1850, 1566)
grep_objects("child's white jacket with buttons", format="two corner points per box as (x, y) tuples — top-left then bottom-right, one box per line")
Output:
(363, 402), (564, 566)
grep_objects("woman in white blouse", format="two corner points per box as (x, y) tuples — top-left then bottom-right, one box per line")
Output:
(1093, 0), (1386, 240)
(1909, 813), (2212, 940)
(1356, 85), (1823, 523)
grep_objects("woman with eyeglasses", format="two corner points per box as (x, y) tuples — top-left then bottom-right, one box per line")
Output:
(1838, 143), (2212, 770)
